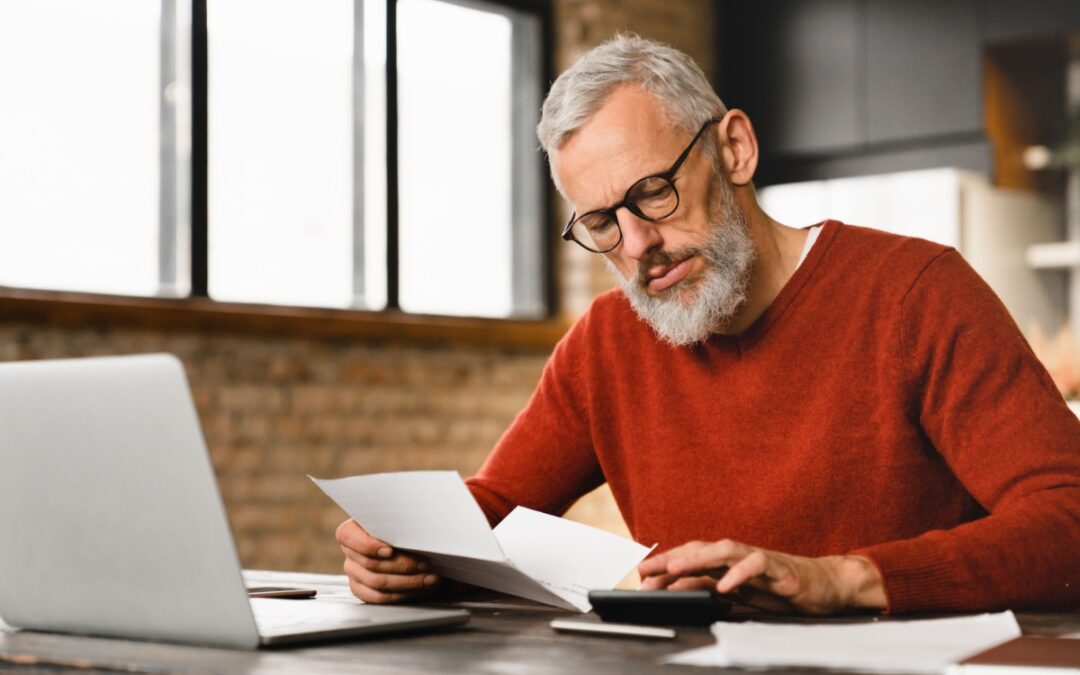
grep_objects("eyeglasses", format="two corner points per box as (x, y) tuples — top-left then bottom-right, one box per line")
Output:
(561, 118), (720, 254)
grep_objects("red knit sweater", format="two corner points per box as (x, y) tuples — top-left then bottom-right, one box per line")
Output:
(466, 220), (1080, 614)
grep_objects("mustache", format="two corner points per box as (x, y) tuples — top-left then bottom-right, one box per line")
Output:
(634, 245), (703, 285)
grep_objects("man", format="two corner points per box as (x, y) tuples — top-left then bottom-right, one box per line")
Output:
(337, 34), (1080, 614)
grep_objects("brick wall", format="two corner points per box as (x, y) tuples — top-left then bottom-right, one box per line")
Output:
(0, 322), (550, 572)
(0, 0), (716, 575)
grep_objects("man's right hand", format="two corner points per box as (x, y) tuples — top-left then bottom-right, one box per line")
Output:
(336, 519), (442, 603)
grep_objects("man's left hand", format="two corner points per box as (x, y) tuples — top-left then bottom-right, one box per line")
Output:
(637, 539), (887, 615)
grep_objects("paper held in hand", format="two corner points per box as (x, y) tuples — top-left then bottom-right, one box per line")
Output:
(311, 471), (654, 612)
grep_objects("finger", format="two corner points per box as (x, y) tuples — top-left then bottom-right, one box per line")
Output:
(347, 574), (438, 605)
(640, 567), (723, 591)
(723, 583), (794, 614)
(638, 572), (682, 590)
(667, 576), (719, 592)
(335, 519), (395, 559)
(343, 557), (441, 596)
(348, 576), (407, 604)
(638, 541), (709, 577)
(666, 539), (747, 577)
(642, 565), (729, 591)
(637, 561), (665, 578)
(340, 544), (431, 574)
(344, 557), (437, 593)
(716, 550), (769, 594)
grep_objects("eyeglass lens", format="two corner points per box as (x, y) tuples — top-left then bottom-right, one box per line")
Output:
(571, 176), (678, 252)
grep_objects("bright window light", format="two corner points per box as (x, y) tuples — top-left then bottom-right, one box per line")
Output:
(0, 0), (161, 296)
(207, 0), (356, 308)
(397, 0), (515, 317)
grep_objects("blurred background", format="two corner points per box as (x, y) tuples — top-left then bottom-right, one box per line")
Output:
(0, 0), (1078, 574)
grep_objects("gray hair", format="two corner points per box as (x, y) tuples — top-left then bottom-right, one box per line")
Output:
(536, 34), (727, 167)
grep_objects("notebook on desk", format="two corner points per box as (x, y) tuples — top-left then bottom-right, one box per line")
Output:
(0, 354), (468, 649)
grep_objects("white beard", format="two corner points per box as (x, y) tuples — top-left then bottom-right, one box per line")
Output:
(607, 176), (756, 346)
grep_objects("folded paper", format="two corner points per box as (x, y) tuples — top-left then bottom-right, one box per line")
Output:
(311, 471), (652, 611)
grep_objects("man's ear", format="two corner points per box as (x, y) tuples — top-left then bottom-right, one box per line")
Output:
(716, 109), (759, 187)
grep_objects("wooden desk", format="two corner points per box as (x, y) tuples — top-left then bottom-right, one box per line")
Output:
(2, 580), (1078, 674)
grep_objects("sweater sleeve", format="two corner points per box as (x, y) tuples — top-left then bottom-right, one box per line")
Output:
(854, 250), (1080, 613)
(465, 311), (605, 526)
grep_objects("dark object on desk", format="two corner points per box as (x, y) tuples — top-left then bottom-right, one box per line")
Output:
(954, 635), (1080, 672)
(246, 587), (317, 599)
(588, 590), (732, 626)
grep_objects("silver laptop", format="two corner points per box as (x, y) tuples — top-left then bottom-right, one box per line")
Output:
(0, 354), (468, 648)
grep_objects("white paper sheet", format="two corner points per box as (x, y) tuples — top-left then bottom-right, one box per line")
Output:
(311, 471), (504, 560)
(663, 611), (1021, 674)
(494, 507), (656, 610)
(311, 471), (652, 612)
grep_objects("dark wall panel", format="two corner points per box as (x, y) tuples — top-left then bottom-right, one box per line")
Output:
(981, 0), (1080, 44)
(726, 0), (864, 155)
(720, 0), (1080, 185)
(866, 0), (981, 143)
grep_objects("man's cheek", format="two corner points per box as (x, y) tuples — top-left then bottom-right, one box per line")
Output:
(604, 254), (634, 283)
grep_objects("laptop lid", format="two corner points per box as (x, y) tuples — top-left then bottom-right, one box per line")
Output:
(0, 354), (262, 648)
(0, 354), (470, 649)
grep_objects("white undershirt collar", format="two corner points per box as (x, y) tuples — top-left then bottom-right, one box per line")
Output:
(796, 225), (824, 268)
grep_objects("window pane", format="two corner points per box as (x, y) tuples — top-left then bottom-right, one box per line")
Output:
(207, 0), (356, 308)
(0, 0), (162, 296)
(397, 0), (519, 317)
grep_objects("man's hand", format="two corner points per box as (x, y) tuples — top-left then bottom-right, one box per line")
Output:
(637, 539), (886, 615)
(336, 519), (442, 603)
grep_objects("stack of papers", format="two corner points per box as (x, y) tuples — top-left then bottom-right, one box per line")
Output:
(312, 471), (652, 611)
(664, 611), (1022, 674)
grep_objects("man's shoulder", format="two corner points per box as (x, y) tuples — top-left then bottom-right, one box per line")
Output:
(832, 222), (951, 270)
(827, 222), (954, 289)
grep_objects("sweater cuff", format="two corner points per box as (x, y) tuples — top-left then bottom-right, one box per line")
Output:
(853, 536), (962, 614)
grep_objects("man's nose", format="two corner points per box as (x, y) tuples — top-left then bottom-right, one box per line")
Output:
(616, 208), (663, 261)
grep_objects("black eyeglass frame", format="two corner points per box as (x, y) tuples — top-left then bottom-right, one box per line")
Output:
(560, 117), (721, 254)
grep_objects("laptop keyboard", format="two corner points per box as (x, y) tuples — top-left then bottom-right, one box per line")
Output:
(250, 598), (373, 634)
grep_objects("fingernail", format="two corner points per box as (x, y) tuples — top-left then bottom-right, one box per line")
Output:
(423, 574), (439, 587)
(417, 561), (430, 572)
(377, 547), (392, 558)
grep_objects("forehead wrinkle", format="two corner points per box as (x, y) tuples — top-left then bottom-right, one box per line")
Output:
(565, 146), (651, 213)
(555, 85), (687, 214)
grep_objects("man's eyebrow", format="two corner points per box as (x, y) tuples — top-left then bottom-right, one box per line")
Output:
(581, 167), (660, 214)
(578, 184), (622, 215)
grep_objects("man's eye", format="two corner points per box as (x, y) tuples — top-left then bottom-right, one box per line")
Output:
(639, 186), (670, 199)
(632, 179), (678, 219)
(586, 217), (616, 234)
